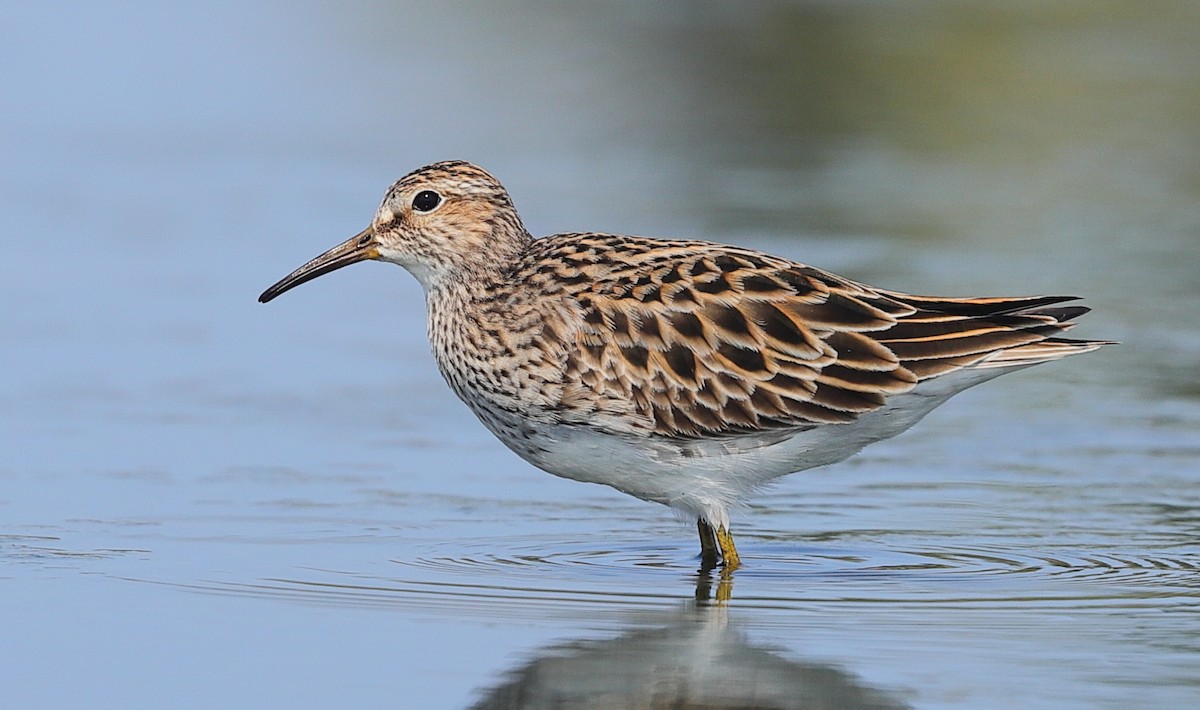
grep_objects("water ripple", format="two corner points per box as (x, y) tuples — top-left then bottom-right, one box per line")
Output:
(131, 533), (1200, 617)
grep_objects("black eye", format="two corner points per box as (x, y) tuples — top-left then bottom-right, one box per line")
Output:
(412, 190), (442, 213)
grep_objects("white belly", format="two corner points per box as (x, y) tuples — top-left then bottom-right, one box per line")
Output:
(468, 367), (1013, 529)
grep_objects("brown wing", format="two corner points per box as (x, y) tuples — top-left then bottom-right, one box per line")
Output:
(531, 234), (1096, 438)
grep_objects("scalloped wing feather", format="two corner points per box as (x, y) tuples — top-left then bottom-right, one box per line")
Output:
(521, 235), (1105, 439)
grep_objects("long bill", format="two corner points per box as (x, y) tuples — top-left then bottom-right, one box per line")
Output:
(258, 227), (378, 303)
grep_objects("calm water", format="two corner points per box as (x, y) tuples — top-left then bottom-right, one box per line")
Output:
(3, 2), (1199, 708)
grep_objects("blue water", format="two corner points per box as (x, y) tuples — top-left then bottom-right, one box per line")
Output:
(3, 3), (1199, 708)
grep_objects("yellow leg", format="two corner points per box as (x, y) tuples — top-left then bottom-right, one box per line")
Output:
(698, 518), (741, 570)
(715, 525), (741, 570)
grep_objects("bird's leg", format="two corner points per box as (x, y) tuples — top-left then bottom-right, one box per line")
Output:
(697, 518), (720, 570)
(698, 518), (741, 571)
(716, 525), (741, 570)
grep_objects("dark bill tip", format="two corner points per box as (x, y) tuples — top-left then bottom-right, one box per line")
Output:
(258, 228), (377, 304)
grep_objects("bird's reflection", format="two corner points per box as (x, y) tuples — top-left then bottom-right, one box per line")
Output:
(469, 594), (909, 710)
(694, 566), (735, 602)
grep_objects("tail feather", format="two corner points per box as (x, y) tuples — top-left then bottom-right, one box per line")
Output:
(1022, 305), (1091, 322)
(879, 293), (1113, 378)
(974, 337), (1112, 369)
(880, 292), (1082, 317)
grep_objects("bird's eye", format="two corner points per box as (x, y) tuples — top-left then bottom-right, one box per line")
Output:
(412, 190), (442, 213)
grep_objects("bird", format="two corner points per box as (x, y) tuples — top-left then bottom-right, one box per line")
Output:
(259, 160), (1108, 571)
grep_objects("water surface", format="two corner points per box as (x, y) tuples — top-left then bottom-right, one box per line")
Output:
(2, 2), (1198, 708)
